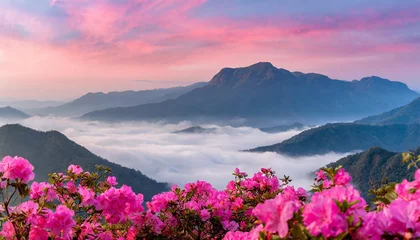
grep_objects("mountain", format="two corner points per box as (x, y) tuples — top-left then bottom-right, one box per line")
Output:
(81, 62), (418, 124)
(0, 124), (168, 200)
(355, 97), (420, 125)
(326, 147), (415, 200)
(248, 123), (420, 156)
(259, 122), (307, 133)
(32, 82), (207, 117)
(0, 100), (63, 111)
(0, 107), (30, 119)
(173, 126), (217, 134)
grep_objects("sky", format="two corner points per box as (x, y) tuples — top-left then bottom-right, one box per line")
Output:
(0, 0), (419, 100)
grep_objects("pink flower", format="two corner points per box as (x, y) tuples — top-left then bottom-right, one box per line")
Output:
(79, 222), (100, 239)
(107, 176), (118, 186)
(303, 192), (348, 237)
(78, 186), (96, 206)
(67, 164), (83, 174)
(30, 182), (57, 201)
(0, 156), (35, 183)
(46, 205), (76, 239)
(253, 187), (301, 237)
(323, 179), (332, 188)
(185, 200), (201, 211)
(234, 168), (246, 177)
(296, 187), (307, 198)
(147, 191), (177, 213)
(231, 197), (244, 210)
(223, 225), (263, 240)
(0, 221), (16, 238)
(65, 181), (77, 194)
(395, 179), (420, 201)
(334, 168), (352, 186)
(29, 226), (49, 240)
(315, 170), (326, 181)
(144, 211), (164, 234)
(222, 220), (239, 232)
(383, 199), (420, 237)
(200, 209), (211, 221)
(357, 212), (385, 240)
(267, 177), (280, 192)
(95, 185), (144, 224)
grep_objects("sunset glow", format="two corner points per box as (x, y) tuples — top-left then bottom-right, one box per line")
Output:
(0, 0), (419, 99)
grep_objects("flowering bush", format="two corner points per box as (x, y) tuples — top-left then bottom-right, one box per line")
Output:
(0, 154), (419, 239)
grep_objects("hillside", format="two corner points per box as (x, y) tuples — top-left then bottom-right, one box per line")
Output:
(173, 126), (217, 134)
(259, 122), (307, 133)
(0, 100), (63, 110)
(326, 147), (415, 200)
(249, 123), (420, 156)
(0, 124), (168, 200)
(32, 82), (207, 117)
(81, 62), (418, 123)
(0, 106), (30, 119)
(355, 97), (420, 125)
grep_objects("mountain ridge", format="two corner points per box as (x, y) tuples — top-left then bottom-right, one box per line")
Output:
(248, 123), (420, 156)
(326, 147), (415, 200)
(355, 97), (420, 125)
(0, 124), (169, 200)
(31, 82), (207, 117)
(0, 106), (30, 119)
(80, 62), (419, 124)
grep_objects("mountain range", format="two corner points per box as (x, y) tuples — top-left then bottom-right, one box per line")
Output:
(249, 123), (420, 156)
(31, 82), (207, 117)
(327, 147), (415, 200)
(355, 97), (420, 125)
(259, 122), (307, 133)
(0, 124), (168, 200)
(0, 106), (30, 119)
(80, 62), (418, 124)
(173, 126), (217, 134)
(0, 100), (63, 111)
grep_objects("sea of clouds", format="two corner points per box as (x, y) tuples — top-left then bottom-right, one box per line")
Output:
(1, 117), (352, 190)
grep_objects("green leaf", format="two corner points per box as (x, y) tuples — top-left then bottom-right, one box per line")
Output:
(290, 224), (308, 240)
(334, 231), (349, 240)
(259, 231), (266, 240)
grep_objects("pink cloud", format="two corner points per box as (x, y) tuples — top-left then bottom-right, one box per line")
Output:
(0, 7), (54, 41)
(1, 1), (420, 99)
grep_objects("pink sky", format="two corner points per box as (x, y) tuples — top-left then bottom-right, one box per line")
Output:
(0, 0), (419, 100)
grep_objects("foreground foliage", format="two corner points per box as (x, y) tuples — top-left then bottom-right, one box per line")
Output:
(0, 153), (419, 239)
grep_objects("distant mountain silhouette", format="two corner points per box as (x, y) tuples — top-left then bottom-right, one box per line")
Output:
(0, 124), (168, 200)
(326, 147), (415, 200)
(259, 122), (307, 133)
(0, 106), (30, 119)
(0, 100), (63, 111)
(33, 82), (207, 117)
(356, 97), (420, 125)
(81, 62), (418, 123)
(248, 123), (420, 156)
(173, 126), (217, 134)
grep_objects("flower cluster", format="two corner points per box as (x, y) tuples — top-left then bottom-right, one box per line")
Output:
(1, 154), (420, 239)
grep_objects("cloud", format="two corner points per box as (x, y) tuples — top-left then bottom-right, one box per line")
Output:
(1, 116), (352, 190)
(1, 0), (420, 100)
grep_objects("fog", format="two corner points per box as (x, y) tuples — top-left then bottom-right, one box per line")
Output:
(1, 117), (352, 189)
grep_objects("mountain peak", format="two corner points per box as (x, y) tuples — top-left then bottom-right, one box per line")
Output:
(360, 76), (390, 83)
(209, 62), (293, 87)
(248, 62), (276, 70)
